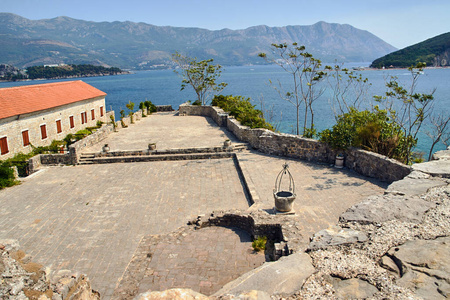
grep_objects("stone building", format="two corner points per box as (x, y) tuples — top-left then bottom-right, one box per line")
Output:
(0, 80), (107, 159)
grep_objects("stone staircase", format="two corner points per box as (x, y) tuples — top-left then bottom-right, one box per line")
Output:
(78, 143), (250, 165)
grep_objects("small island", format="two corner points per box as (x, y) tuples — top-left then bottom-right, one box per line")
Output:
(0, 63), (129, 81)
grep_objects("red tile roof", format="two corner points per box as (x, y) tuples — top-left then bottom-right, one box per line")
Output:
(0, 80), (107, 120)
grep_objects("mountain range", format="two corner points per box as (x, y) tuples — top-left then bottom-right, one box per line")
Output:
(0, 13), (397, 69)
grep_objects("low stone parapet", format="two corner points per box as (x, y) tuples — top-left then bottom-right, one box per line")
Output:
(156, 105), (174, 112)
(179, 103), (411, 183)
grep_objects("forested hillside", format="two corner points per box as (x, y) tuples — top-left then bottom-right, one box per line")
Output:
(371, 32), (450, 68)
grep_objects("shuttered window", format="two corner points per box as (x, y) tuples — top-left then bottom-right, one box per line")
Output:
(0, 137), (9, 155)
(56, 120), (62, 133)
(81, 112), (87, 124)
(69, 116), (75, 128)
(100, 106), (104, 117)
(22, 130), (30, 146)
(91, 109), (95, 120)
(40, 124), (47, 140)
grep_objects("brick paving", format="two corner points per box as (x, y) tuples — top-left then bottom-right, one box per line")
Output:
(0, 113), (387, 299)
(135, 227), (265, 296)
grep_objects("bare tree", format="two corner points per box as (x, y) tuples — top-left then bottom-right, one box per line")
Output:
(259, 43), (327, 136)
(426, 113), (450, 160)
(327, 62), (371, 118)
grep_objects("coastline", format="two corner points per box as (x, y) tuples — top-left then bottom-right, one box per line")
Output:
(0, 71), (132, 83)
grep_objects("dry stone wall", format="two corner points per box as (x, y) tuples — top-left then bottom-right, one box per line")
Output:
(179, 103), (411, 183)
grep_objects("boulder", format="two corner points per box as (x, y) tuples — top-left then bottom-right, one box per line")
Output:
(308, 225), (367, 251)
(326, 277), (379, 299)
(213, 253), (315, 297)
(432, 149), (450, 161)
(339, 194), (435, 224)
(384, 236), (450, 299)
(386, 177), (447, 197)
(412, 160), (450, 178)
(134, 289), (209, 300)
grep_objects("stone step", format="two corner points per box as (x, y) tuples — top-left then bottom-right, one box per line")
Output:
(78, 152), (234, 164)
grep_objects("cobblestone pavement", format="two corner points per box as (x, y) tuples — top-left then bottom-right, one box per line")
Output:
(238, 151), (387, 242)
(83, 112), (239, 152)
(0, 113), (388, 299)
(0, 159), (249, 298)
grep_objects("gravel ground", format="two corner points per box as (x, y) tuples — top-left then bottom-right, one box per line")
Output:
(279, 184), (450, 300)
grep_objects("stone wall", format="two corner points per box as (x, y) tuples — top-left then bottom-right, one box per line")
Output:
(69, 123), (115, 164)
(27, 155), (42, 174)
(179, 103), (411, 183)
(156, 105), (174, 112)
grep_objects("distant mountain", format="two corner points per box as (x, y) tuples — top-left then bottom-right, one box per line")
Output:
(0, 13), (397, 69)
(371, 32), (450, 68)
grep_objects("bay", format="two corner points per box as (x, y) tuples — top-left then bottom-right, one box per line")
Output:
(1, 64), (449, 155)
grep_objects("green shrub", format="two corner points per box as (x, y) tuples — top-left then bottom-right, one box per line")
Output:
(192, 100), (202, 106)
(0, 161), (18, 189)
(212, 95), (274, 130)
(319, 107), (408, 162)
(96, 120), (104, 127)
(144, 100), (157, 114)
(252, 236), (267, 252)
(75, 129), (91, 140)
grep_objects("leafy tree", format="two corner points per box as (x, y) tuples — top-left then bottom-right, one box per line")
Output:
(374, 63), (434, 164)
(172, 52), (227, 105)
(125, 101), (135, 123)
(259, 43), (327, 136)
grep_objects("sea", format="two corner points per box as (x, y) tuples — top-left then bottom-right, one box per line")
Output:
(1, 64), (449, 156)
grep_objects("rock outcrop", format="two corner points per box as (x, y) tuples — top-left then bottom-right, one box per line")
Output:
(0, 239), (99, 300)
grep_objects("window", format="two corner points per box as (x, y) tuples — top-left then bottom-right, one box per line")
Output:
(56, 120), (62, 133)
(91, 109), (95, 120)
(81, 112), (87, 124)
(40, 124), (47, 140)
(22, 130), (30, 146)
(100, 106), (104, 117)
(69, 116), (75, 128)
(0, 137), (8, 155)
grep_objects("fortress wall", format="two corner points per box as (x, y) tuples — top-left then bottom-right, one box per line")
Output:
(180, 103), (411, 183)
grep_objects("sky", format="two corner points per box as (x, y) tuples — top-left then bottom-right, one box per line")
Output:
(2, 0), (449, 49)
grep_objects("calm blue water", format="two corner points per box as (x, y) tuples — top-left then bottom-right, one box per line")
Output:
(1, 65), (449, 155)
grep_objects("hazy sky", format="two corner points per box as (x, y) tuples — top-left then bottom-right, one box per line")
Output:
(2, 0), (449, 49)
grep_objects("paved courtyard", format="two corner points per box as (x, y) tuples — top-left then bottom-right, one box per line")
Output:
(83, 112), (239, 152)
(0, 112), (387, 298)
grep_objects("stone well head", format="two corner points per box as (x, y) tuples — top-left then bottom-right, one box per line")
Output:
(273, 163), (296, 212)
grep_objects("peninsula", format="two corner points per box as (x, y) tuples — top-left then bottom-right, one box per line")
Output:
(0, 63), (129, 82)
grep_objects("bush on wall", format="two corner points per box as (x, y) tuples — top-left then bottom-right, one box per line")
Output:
(212, 95), (274, 130)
